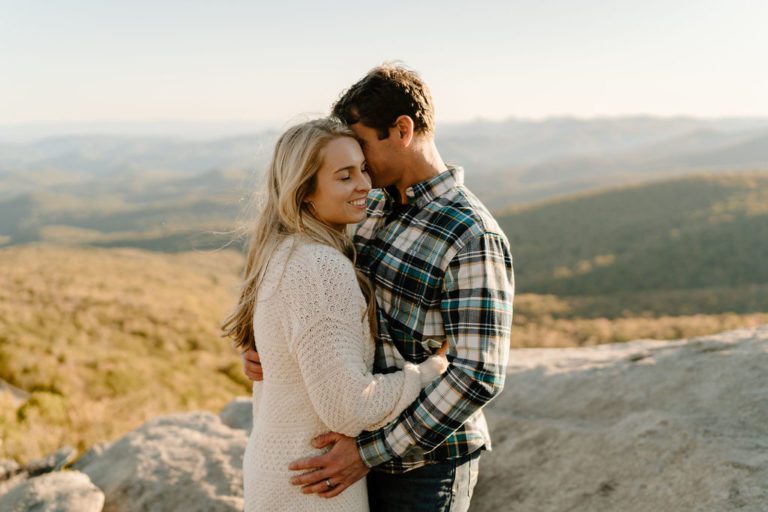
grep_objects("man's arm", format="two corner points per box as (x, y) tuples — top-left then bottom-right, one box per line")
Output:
(289, 231), (514, 493)
(242, 346), (263, 381)
(356, 231), (514, 467)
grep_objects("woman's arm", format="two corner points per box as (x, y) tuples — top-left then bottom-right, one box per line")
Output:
(291, 316), (447, 436)
(281, 244), (447, 437)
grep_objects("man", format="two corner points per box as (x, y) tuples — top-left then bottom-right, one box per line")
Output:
(242, 63), (514, 511)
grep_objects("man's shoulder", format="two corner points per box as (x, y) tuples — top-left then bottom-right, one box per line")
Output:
(430, 185), (507, 246)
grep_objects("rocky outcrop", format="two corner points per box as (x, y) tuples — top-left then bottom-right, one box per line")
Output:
(2, 326), (766, 511)
(0, 470), (104, 512)
(79, 412), (246, 512)
(0, 459), (20, 481)
(0, 459), (26, 498)
(27, 446), (77, 477)
(0, 380), (30, 406)
(472, 326), (768, 512)
(71, 443), (113, 472)
(218, 396), (253, 434)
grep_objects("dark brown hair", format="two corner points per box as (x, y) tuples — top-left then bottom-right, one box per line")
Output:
(332, 63), (435, 140)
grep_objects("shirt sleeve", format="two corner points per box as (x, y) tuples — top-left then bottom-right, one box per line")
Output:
(282, 246), (449, 438)
(355, 232), (514, 467)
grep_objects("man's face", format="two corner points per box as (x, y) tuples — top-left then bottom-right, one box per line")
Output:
(348, 122), (403, 189)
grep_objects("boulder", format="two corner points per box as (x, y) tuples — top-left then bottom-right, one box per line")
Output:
(71, 442), (113, 472)
(80, 411), (246, 512)
(27, 446), (77, 477)
(218, 396), (253, 434)
(0, 471), (28, 499)
(0, 459), (20, 481)
(0, 380), (29, 406)
(472, 326), (768, 512)
(0, 470), (104, 512)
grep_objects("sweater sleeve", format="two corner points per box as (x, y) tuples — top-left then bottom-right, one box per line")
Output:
(280, 244), (447, 437)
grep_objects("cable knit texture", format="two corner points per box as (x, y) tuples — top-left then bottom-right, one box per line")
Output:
(243, 236), (446, 512)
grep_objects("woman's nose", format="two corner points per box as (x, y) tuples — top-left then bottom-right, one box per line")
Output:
(356, 172), (371, 192)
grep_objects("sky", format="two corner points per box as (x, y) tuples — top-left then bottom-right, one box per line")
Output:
(1, 0), (767, 138)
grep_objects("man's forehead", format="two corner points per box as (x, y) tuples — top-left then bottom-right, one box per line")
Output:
(349, 122), (371, 139)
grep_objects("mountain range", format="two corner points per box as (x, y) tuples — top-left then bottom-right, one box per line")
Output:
(3, 116), (768, 208)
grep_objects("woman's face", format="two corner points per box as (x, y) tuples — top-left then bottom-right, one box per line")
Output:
(305, 137), (371, 231)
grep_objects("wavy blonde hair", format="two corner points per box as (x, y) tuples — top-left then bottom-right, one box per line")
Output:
(222, 117), (376, 350)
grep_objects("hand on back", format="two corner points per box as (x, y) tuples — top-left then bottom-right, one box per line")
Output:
(242, 346), (263, 381)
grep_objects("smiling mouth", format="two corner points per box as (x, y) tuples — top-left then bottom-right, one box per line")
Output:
(349, 198), (367, 207)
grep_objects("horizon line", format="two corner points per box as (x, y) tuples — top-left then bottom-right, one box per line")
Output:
(3, 114), (768, 144)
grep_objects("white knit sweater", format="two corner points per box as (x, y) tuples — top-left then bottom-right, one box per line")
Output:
(243, 236), (447, 512)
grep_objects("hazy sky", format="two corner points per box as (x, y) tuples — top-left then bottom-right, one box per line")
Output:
(2, 0), (767, 130)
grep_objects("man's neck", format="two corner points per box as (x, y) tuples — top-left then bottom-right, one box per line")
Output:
(394, 140), (448, 204)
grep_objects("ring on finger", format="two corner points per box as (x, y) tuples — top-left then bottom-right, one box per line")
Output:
(325, 478), (334, 489)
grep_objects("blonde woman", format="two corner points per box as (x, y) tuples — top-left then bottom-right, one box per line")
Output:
(223, 117), (448, 512)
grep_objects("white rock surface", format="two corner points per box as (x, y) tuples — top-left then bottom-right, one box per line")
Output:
(80, 411), (246, 512)
(0, 470), (104, 512)
(71, 442), (113, 472)
(27, 446), (77, 476)
(218, 396), (253, 434)
(11, 326), (764, 511)
(0, 379), (29, 406)
(0, 459), (20, 481)
(0, 471), (28, 499)
(472, 326), (768, 512)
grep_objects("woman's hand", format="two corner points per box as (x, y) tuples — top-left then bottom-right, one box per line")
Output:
(417, 340), (450, 386)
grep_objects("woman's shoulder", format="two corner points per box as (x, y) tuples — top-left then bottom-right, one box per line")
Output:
(276, 237), (361, 312)
(288, 237), (353, 271)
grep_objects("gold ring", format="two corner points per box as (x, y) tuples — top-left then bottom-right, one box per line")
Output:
(325, 478), (333, 489)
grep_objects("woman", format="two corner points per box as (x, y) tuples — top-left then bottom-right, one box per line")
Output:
(222, 117), (448, 511)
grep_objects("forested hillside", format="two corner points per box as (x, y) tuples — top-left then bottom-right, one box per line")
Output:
(498, 173), (768, 315)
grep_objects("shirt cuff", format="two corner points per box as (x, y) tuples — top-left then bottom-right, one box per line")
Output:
(356, 429), (397, 468)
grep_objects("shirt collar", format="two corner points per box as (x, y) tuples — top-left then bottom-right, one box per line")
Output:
(379, 166), (464, 211)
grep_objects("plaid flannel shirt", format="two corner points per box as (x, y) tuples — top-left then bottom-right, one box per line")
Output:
(352, 166), (514, 474)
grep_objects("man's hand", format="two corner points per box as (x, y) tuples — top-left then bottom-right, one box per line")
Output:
(242, 346), (263, 381)
(288, 432), (369, 498)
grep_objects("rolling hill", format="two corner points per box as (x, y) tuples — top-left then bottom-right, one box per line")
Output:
(498, 173), (768, 315)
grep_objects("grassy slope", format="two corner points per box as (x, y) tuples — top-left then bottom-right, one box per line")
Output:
(0, 245), (250, 463)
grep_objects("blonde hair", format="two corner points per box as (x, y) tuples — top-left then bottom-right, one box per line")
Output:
(222, 117), (376, 350)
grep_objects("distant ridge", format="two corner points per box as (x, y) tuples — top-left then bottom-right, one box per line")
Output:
(3, 117), (768, 251)
(497, 172), (768, 309)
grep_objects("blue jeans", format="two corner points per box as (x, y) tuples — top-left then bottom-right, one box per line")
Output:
(367, 450), (481, 512)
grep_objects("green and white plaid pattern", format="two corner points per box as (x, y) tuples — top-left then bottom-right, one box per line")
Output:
(352, 167), (514, 473)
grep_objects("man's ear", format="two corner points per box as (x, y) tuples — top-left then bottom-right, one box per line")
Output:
(393, 115), (415, 147)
